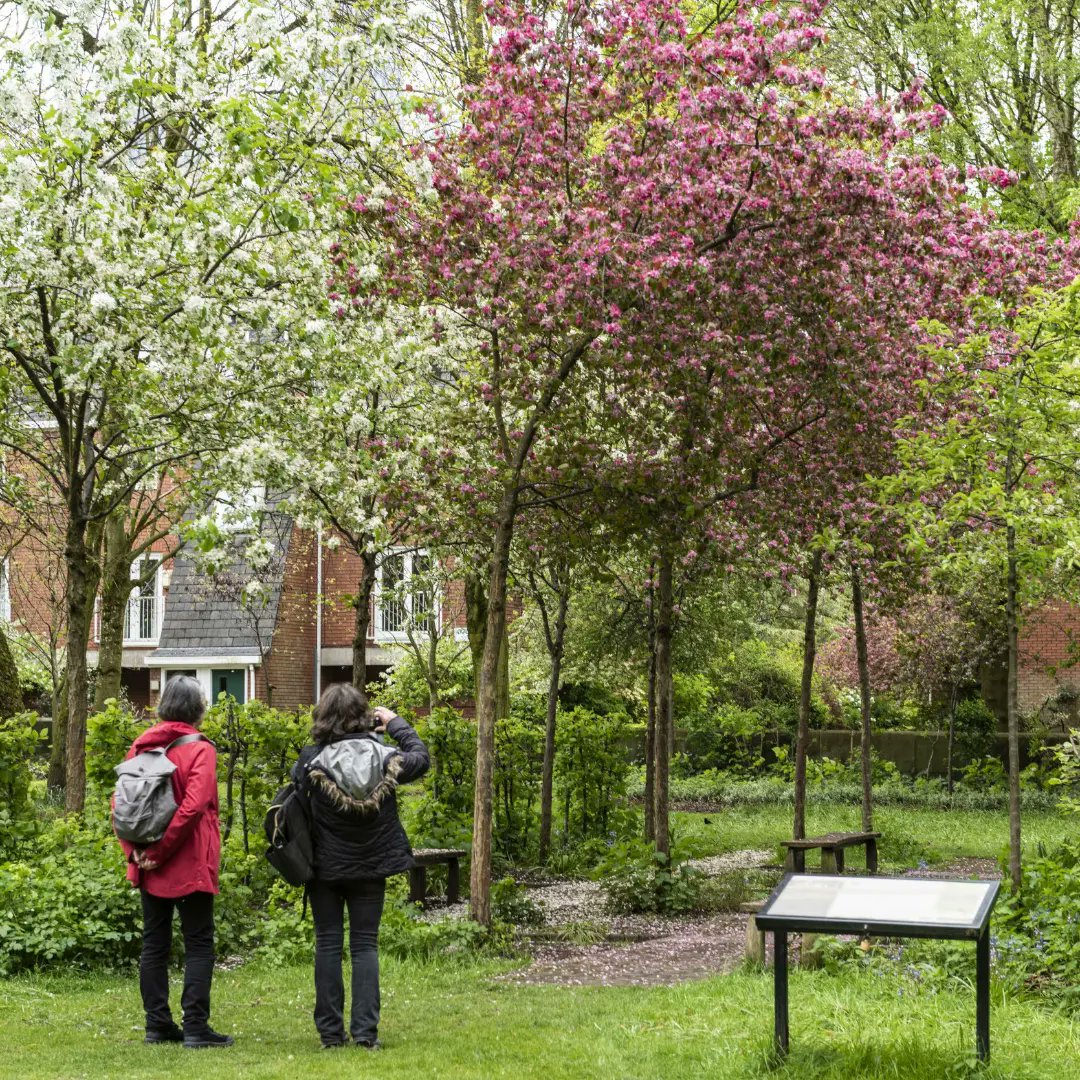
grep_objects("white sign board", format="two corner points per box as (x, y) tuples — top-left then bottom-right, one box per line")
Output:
(761, 874), (996, 931)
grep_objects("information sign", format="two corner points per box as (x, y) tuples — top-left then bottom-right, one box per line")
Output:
(754, 874), (1000, 1063)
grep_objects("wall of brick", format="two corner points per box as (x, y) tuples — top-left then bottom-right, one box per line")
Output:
(1018, 599), (1080, 722)
(262, 526), (318, 710)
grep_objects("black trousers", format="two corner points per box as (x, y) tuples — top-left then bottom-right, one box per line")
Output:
(309, 878), (386, 1045)
(139, 890), (216, 1035)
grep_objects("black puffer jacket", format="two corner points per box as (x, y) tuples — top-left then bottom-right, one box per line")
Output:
(291, 715), (429, 882)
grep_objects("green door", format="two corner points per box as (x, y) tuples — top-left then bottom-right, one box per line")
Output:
(211, 668), (246, 704)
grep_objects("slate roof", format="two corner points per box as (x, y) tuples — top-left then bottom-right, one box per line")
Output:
(149, 512), (292, 662)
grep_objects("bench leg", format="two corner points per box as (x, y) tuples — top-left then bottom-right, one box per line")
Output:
(447, 858), (460, 904)
(821, 848), (843, 875)
(866, 839), (878, 874)
(784, 849), (806, 873)
(409, 866), (427, 905)
(745, 913), (767, 967)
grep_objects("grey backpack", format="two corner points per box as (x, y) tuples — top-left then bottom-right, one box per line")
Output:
(112, 733), (204, 845)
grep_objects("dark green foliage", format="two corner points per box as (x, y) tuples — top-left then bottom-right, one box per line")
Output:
(715, 640), (830, 731)
(0, 713), (45, 857)
(593, 838), (702, 915)
(85, 700), (145, 798)
(0, 626), (20, 719)
(554, 707), (632, 847)
(491, 876), (544, 926)
(996, 845), (1080, 1000)
(372, 641), (474, 710)
(954, 696), (997, 761)
(0, 820), (141, 975)
(494, 714), (544, 861)
(201, 698), (309, 853)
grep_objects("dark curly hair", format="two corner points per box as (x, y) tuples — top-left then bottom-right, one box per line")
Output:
(310, 683), (373, 744)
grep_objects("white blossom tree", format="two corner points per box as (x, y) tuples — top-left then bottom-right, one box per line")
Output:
(0, 0), (409, 809)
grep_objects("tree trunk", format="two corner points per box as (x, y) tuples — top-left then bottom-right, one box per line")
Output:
(496, 619), (510, 721)
(351, 550), (377, 701)
(945, 684), (959, 798)
(851, 564), (874, 833)
(793, 550), (823, 841)
(1006, 524), (1022, 891)
(63, 520), (101, 813)
(466, 570), (509, 720)
(644, 575), (657, 843)
(469, 490), (518, 926)
(94, 513), (131, 712)
(465, 570), (488, 701)
(538, 582), (569, 864)
(48, 673), (68, 792)
(652, 550), (674, 857)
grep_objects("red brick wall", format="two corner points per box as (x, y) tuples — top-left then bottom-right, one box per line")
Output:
(1018, 600), (1080, 717)
(263, 526), (318, 710)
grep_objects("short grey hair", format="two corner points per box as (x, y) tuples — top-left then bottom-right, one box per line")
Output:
(158, 675), (207, 726)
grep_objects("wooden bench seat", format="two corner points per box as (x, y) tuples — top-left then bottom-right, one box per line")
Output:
(407, 848), (468, 905)
(780, 831), (880, 875)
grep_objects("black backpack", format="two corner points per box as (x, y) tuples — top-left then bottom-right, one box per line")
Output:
(263, 781), (315, 887)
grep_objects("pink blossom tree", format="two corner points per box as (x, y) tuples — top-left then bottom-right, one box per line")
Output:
(339, 0), (1003, 921)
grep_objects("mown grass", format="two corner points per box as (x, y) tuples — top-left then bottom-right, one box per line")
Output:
(2, 957), (1078, 1079)
(673, 805), (1072, 872)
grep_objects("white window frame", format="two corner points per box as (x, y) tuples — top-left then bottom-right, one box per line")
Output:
(374, 549), (440, 643)
(124, 554), (163, 645)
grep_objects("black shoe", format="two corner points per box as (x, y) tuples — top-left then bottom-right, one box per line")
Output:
(183, 1029), (235, 1049)
(321, 1041), (347, 1050)
(145, 1024), (184, 1044)
(354, 1038), (382, 1050)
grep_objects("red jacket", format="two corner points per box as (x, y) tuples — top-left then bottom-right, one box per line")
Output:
(117, 721), (221, 898)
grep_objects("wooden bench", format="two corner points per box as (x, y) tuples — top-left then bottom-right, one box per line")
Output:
(407, 848), (467, 905)
(780, 831), (880, 875)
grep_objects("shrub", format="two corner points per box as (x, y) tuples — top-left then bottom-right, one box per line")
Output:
(716, 639), (829, 731)
(201, 698), (309, 853)
(0, 713), (46, 858)
(494, 714), (543, 861)
(85, 700), (146, 799)
(371, 640), (474, 711)
(679, 701), (767, 776)
(0, 626), (21, 719)
(953, 696), (997, 760)
(594, 838), (702, 915)
(554, 707), (632, 847)
(0, 820), (141, 976)
(491, 875), (544, 926)
(995, 844), (1080, 1000)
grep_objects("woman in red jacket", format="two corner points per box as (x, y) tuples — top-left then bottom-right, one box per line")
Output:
(117, 675), (233, 1049)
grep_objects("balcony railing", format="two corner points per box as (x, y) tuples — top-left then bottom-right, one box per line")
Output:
(94, 595), (162, 646)
(125, 594), (161, 643)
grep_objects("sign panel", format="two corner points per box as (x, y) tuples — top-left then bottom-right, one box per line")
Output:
(759, 874), (998, 933)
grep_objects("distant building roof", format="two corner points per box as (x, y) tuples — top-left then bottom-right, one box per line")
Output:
(148, 512), (292, 661)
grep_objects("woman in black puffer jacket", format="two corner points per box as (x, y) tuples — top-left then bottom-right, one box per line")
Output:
(291, 684), (429, 1050)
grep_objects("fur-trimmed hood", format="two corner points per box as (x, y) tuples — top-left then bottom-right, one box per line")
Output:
(308, 754), (403, 816)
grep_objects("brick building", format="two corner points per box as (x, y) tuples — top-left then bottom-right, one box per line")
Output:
(2, 508), (468, 714)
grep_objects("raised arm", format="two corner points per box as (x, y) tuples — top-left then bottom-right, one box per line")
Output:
(374, 707), (430, 784)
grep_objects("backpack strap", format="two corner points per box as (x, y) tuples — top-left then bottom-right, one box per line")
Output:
(165, 733), (206, 752)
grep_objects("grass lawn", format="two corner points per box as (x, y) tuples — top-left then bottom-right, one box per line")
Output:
(673, 806), (1072, 871)
(2, 956), (1078, 1079)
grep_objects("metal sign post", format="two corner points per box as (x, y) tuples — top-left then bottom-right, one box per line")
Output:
(755, 874), (1000, 1064)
